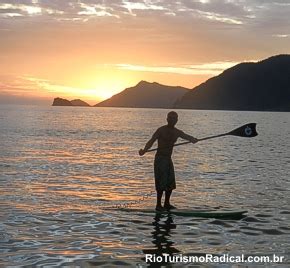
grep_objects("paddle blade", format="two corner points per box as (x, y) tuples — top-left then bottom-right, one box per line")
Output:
(228, 123), (258, 137)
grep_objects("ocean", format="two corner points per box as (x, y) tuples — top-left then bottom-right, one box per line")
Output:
(0, 105), (289, 267)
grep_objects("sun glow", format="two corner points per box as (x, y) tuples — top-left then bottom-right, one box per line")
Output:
(20, 66), (139, 105)
(69, 67), (139, 102)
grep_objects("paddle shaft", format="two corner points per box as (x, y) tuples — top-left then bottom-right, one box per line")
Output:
(147, 133), (228, 153)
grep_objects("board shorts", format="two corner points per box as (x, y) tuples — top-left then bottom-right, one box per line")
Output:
(154, 155), (176, 191)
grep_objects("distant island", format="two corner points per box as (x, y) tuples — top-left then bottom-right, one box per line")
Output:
(52, 54), (290, 111)
(52, 98), (90, 107)
(95, 81), (189, 108)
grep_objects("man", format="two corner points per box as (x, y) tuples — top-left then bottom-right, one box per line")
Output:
(139, 111), (198, 211)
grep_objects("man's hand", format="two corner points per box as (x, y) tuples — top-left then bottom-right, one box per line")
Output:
(139, 149), (146, 156)
(190, 137), (199, 144)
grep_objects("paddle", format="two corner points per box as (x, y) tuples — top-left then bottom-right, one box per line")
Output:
(145, 123), (258, 153)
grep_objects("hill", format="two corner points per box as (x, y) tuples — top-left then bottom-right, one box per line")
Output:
(95, 81), (189, 108)
(174, 55), (290, 111)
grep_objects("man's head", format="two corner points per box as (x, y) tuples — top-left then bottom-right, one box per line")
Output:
(167, 111), (178, 127)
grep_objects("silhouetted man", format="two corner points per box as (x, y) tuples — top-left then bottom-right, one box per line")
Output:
(139, 111), (198, 211)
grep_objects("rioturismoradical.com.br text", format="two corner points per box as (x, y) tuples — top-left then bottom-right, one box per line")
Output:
(145, 254), (285, 264)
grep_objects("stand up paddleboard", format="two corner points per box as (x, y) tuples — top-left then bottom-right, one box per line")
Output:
(120, 208), (247, 219)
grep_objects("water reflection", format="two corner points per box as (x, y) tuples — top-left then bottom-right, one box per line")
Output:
(143, 213), (180, 266)
(1, 107), (290, 267)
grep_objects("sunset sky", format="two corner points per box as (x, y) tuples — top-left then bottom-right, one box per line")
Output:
(0, 0), (290, 105)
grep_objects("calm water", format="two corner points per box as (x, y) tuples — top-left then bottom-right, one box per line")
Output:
(0, 105), (290, 267)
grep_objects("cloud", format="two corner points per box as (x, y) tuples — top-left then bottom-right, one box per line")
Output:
(272, 34), (289, 38)
(0, 75), (52, 104)
(24, 77), (103, 100)
(113, 61), (241, 75)
(194, 10), (243, 25)
(0, 0), (289, 39)
(0, 0), (288, 47)
(78, 3), (118, 17)
(0, 2), (64, 18)
(0, 0), (280, 23)
(0, 75), (97, 100)
(0, 0), (289, 95)
(0, 75), (44, 95)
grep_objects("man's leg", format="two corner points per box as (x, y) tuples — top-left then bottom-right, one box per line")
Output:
(164, 158), (176, 210)
(164, 190), (172, 207)
(164, 190), (176, 209)
(156, 190), (163, 210)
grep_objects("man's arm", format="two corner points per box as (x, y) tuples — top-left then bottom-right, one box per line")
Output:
(139, 129), (160, 156)
(178, 129), (198, 144)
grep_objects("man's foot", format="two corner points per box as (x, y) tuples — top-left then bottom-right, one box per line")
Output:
(164, 204), (177, 210)
(155, 205), (165, 211)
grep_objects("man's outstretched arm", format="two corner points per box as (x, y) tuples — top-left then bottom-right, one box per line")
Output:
(139, 129), (159, 156)
(178, 130), (198, 144)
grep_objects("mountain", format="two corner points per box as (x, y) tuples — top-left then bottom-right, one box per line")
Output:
(52, 98), (90, 107)
(175, 55), (290, 111)
(95, 81), (189, 108)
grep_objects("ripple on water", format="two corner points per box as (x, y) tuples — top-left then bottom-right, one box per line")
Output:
(1, 108), (290, 267)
